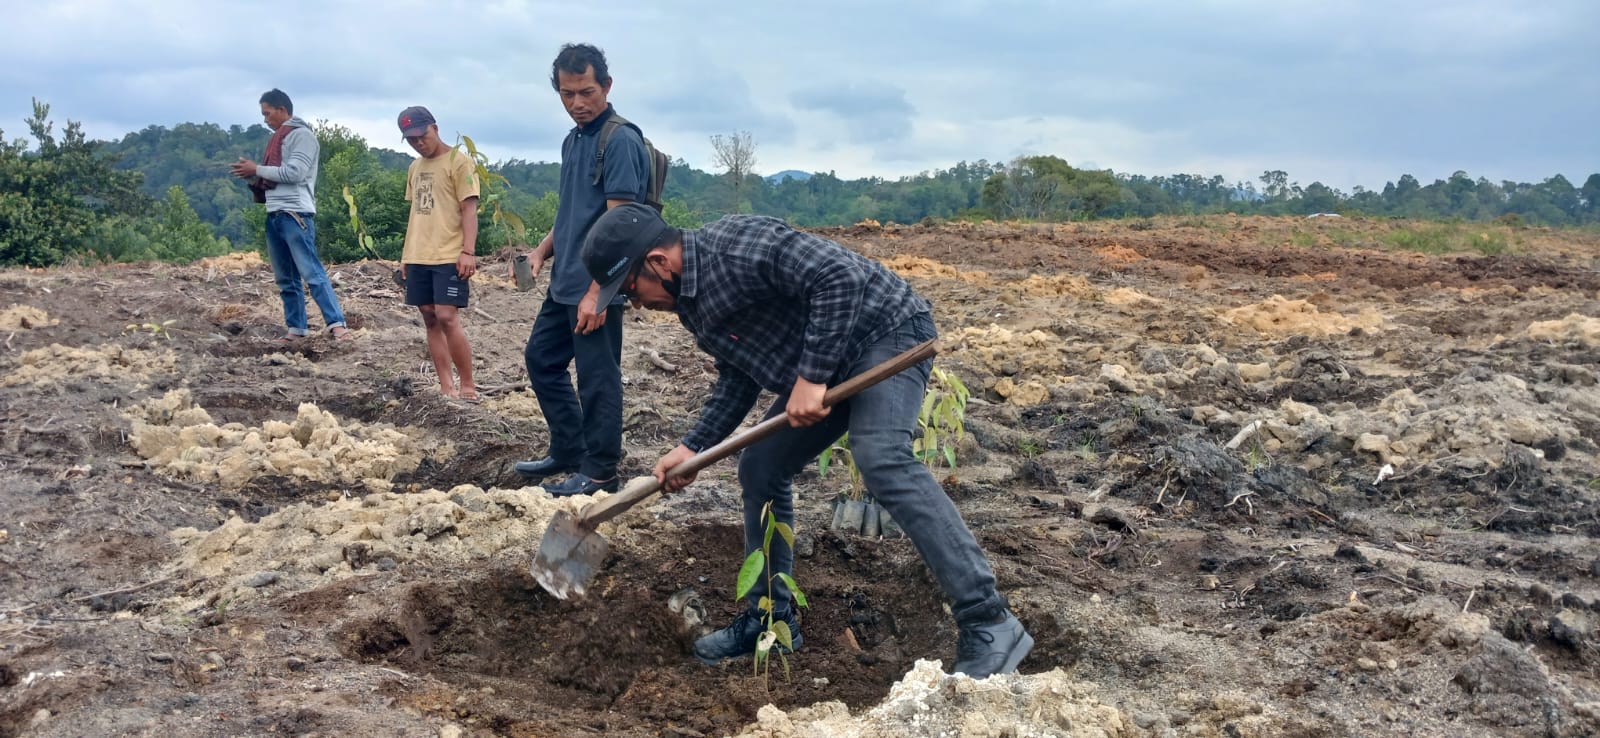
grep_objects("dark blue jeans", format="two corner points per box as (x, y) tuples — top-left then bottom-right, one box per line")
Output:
(736, 312), (1006, 626)
(266, 211), (345, 335)
(523, 296), (624, 479)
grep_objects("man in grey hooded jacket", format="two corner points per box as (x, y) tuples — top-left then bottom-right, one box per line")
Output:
(231, 88), (351, 341)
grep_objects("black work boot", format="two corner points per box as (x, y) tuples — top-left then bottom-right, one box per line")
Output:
(951, 610), (1033, 679)
(693, 608), (803, 665)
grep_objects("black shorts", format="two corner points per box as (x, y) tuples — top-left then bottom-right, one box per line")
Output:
(403, 263), (471, 307)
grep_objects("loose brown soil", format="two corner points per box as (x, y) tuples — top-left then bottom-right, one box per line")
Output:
(3, 214), (1600, 737)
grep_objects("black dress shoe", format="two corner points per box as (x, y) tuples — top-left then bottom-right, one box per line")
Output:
(514, 456), (580, 481)
(542, 473), (619, 497)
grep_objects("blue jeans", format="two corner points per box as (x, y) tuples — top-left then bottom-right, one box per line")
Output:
(266, 211), (346, 336)
(523, 296), (624, 479)
(736, 312), (1006, 626)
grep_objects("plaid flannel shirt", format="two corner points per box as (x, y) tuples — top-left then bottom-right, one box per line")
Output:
(675, 215), (931, 451)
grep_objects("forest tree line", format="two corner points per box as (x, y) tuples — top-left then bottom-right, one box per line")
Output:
(3, 100), (1597, 267)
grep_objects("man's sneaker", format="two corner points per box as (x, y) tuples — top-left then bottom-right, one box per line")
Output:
(542, 473), (619, 497)
(951, 611), (1033, 679)
(693, 608), (803, 665)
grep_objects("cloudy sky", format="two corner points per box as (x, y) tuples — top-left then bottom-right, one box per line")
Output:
(5, 0), (1596, 191)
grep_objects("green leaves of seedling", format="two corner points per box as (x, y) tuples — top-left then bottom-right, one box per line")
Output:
(735, 550), (764, 601)
(776, 573), (808, 608)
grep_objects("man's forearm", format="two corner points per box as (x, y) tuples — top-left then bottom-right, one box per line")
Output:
(460, 200), (478, 253)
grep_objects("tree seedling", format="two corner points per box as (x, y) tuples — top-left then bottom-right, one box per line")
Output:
(818, 434), (864, 501)
(914, 365), (969, 475)
(457, 135), (528, 252)
(736, 500), (809, 686)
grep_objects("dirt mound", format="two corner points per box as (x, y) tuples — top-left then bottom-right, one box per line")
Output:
(1093, 244), (1144, 263)
(1526, 313), (1600, 347)
(734, 660), (1132, 737)
(1222, 294), (1388, 336)
(952, 325), (1071, 404)
(2, 342), (176, 387)
(0, 304), (57, 329)
(1225, 366), (1597, 471)
(1103, 287), (1160, 305)
(1018, 273), (1098, 298)
(166, 484), (595, 604)
(484, 388), (545, 420)
(125, 389), (440, 489)
(194, 251), (265, 273)
(880, 254), (993, 284)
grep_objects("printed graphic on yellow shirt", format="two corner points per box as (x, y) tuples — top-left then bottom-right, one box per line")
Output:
(414, 172), (437, 214)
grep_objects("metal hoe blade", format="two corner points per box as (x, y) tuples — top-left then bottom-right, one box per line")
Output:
(530, 510), (610, 600)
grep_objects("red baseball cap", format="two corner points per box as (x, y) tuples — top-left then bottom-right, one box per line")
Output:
(397, 106), (436, 137)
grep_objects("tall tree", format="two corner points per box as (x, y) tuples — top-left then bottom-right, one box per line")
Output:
(709, 130), (758, 212)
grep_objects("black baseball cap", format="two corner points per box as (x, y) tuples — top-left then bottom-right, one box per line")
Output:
(583, 202), (671, 305)
(397, 106), (436, 137)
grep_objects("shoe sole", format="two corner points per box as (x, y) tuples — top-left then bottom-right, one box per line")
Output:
(999, 632), (1034, 675)
(956, 630), (1035, 679)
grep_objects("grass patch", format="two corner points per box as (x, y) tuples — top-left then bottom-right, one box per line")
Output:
(1287, 231), (1318, 247)
(1384, 223), (1514, 256)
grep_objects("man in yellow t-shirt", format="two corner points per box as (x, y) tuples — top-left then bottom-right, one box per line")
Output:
(399, 106), (482, 401)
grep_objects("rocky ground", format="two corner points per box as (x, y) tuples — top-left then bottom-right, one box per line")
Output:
(2, 214), (1599, 737)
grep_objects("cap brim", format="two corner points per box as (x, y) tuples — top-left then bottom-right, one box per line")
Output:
(400, 127), (429, 138)
(593, 257), (634, 306)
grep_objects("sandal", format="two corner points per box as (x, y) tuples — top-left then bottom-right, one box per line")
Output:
(331, 327), (356, 341)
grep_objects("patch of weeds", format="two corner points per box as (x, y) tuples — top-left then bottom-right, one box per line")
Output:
(1017, 437), (1046, 458)
(1384, 223), (1515, 256)
(1287, 230), (1317, 248)
(1325, 228), (1367, 248)
(1493, 213), (1524, 229)
(1385, 225), (1452, 254)
(124, 319), (177, 340)
(1471, 229), (1509, 256)
(1242, 442), (1270, 471)
(1075, 431), (1100, 462)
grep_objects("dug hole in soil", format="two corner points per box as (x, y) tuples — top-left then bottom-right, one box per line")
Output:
(3, 217), (1600, 737)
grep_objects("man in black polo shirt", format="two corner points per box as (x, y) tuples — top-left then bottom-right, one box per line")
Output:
(580, 203), (1035, 680)
(515, 43), (650, 496)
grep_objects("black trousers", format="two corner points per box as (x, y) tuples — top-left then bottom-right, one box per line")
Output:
(522, 296), (624, 478)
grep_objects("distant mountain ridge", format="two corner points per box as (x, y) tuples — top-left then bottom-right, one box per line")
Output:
(766, 169), (813, 183)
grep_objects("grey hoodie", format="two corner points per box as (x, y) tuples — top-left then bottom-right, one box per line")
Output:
(255, 116), (319, 214)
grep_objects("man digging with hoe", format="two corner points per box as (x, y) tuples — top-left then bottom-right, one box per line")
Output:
(579, 202), (1034, 679)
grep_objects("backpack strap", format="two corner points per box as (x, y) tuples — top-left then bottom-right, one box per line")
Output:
(591, 113), (641, 187)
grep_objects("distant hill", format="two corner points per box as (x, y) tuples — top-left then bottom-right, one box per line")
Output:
(766, 169), (813, 184)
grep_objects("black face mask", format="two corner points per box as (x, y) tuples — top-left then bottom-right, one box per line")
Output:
(648, 262), (682, 299)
